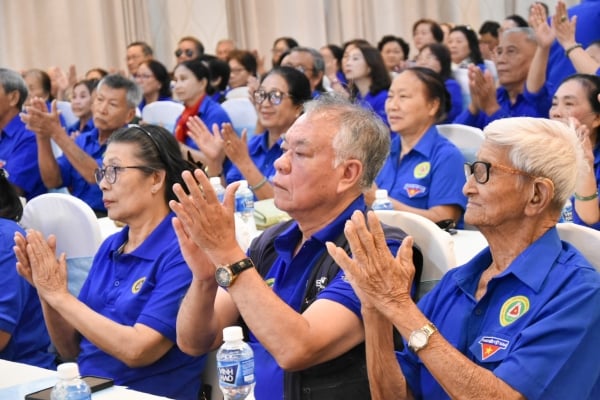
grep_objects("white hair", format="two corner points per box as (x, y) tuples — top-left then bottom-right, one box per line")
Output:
(483, 117), (586, 209)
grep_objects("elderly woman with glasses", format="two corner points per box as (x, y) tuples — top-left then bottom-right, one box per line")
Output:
(328, 116), (600, 400)
(14, 125), (206, 399)
(187, 66), (311, 200)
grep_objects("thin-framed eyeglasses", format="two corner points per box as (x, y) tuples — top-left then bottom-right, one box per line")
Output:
(253, 89), (292, 105)
(464, 161), (538, 184)
(94, 165), (152, 185)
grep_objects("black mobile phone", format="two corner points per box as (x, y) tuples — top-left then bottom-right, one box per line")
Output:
(24, 375), (114, 400)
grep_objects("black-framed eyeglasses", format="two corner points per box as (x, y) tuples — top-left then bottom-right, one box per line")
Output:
(253, 89), (292, 105)
(464, 161), (537, 184)
(94, 165), (151, 185)
(175, 48), (195, 58)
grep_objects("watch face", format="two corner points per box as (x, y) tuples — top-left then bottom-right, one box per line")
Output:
(411, 330), (428, 348)
(215, 267), (233, 287)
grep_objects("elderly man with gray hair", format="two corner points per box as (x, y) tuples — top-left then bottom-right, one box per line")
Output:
(328, 117), (600, 399)
(454, 27), (553, 128)
(280, 46), (326, 97)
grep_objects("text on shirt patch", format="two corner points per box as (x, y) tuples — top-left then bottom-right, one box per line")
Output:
(499, 295), (530, 326)
(131, 277), (146, 294)
(413, 161), (431, 179)
(479, 336), (509, 360)
(315, 277), (328, 292)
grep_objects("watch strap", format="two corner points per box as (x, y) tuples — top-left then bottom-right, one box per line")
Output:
(229, 257), (255, 276)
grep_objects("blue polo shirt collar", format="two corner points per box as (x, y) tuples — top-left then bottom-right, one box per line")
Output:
(249, 130), (283, 157)
(396, 125), (439, 159)
(3, 114), (22, 137)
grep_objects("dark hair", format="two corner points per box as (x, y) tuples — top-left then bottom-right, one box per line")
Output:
(450, 25), (484, 65)
(412, 19), (445, 43)
(177, 59), (210, 83)
(127, 41), (153, 57)
(505, 14), (529, 28)
(227, 49), (258, 76)
(324, 44), (344, 69)
(73, 78), (100, 96)
(377, 35), (410, 60)
(272, 37), (299, 67)
(479, 20), (501, 38)
(0, 68), (28, 110)
(97, 74), (142, 109)
(24, 69), (53, 101)
(85, 68), (108, 79)
(107, 125), (196, 203)
(0, 169), (23, 221)
(346, 43), (391, 97)
(143, 59), (172, 98)
(204, 57), (230, 93)
(404, 67), (451, 123)
(419, 43), (452, 80)
(260, 66), (312, 106)
(179, 36), (205, 56)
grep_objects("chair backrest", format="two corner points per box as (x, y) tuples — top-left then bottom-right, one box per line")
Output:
(556, 223), (600, 271)
(55, 100), (78, 127)
(437, 123), (485, 162)
(374, 210), (456, 281)
(221, 98), (258, 139)
(141, 101), (185, 133)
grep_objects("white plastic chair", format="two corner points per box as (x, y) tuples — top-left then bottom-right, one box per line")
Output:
(55, 100), (78, 127)
(20, 193), (103, 296)
(374, 210), (457, 298)
(221, 98), (258, 139)
(557, 223), (600, 271)
(141, 101), (185, 133)
(436, 123), (485, 162)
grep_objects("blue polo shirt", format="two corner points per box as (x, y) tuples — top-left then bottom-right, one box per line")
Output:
(453, 84), (553, 129)
(375, 126), (467, 216)
(573, 144), (600, 230)
(356, 89), (389, 126)
(444, 78), (464, 124)
(57, 128), (105, 213)
(181, 96), (231, 149)
(248, 196), (401, 400)
(396, 227), (600, 399)
(225, 131), (282, 190)
(0, 219), (54, 369)
(66, 118), (95, 136)
(77, 213), (205, 400)
(0, 115), (46, 200)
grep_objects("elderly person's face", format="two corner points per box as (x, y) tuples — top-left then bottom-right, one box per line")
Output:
(415, 47), (442, 74)
(448, 31), (470, 64)
(134, 63), (161, 97)
(254, 73), (300, 132)
(71, 84), (93, 119)
(97, 142), (160, 222)
(176, 40), (199, 63)
(173, 65), (206, 106)
(550, 79), (600, 132)
(413, 22), (436, 51)
(126, 45), (148, 76)
(272, 112), (345, 217)
(463, 142), (533, 227)
(494, 32), (536, 87)
(385, 70), (439, 135)
(228, 59), (251, 89)
(92, 85), (135, 133)
(281, 51), (318, 90)
(380, 41), (405, 72)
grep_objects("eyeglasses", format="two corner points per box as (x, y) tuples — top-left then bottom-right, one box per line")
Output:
(94, 165), (150, 184)
(253, 89), (292, 105)
(133, 73), (153, 80)
(464, 161), (537, 184)
(281, 63), (313, 74)
(175, 48), (195, 58)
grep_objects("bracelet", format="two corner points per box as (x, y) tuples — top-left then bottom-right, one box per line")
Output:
(565, 43), (583, 57)
(574, 191), (599, 201)
(203, 165), (223, 178)
(249, 176), (268, 191)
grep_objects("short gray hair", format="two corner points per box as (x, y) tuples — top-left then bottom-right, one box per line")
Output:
(0, 68), (28, 110)
(96, 74), (142, 109)
(303, 93), (390, 189)
(502, 27), (537, 44)
(483, 117), (585, 210)
(291, 46), (325, 77)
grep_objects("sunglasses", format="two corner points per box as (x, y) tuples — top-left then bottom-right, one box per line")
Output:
(175, 48), (195, 58)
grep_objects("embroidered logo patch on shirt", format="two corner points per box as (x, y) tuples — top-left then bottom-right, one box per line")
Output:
(403, 183), (426, 198)
(499, 295), (530, 326)
(479, 336), (509, 360)
(265, 278), (275, 288)
(413, 161), (431, 179)
(131, 277), (146, 294)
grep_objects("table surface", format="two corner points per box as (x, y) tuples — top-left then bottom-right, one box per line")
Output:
(0, 360), (170, 399)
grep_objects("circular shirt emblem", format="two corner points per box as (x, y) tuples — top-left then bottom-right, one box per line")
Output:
(499, 295), (530, 326)
(413, 162), (431, 179)
(131, 277), (146, 294)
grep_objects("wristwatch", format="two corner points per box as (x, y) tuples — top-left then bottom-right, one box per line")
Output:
(215, 257), (255, 288)
(408, 322), (437, 353)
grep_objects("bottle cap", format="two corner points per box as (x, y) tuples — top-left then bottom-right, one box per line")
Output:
(57, 362), (80, 380)
(375, 189), (388, 199)
(238, 180), (248, 189)
(210, 177), (222, 186)
(223, 326), (244, 341)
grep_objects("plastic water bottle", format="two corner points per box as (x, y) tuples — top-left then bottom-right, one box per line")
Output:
(559, 198), (573, 223)
(217, 326), (255, 400)
(210, 176), (225, 203)
(51, 362), (91, 400)
(235, 180), (255, 223)
(371, 189), (393, 210)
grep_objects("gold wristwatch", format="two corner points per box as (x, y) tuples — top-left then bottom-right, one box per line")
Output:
(215, 257), (255, 288)
(408, 322), (437, 353)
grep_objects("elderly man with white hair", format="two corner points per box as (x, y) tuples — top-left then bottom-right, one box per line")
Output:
(328, 117), (600, 400)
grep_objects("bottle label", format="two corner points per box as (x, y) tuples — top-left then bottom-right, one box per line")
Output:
(235, 196), (254, 213)
(218, 358), (255, 387)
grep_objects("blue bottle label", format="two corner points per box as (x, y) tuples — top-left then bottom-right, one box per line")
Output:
(235, 196), (254, 212)
(218, 358), (255, 387)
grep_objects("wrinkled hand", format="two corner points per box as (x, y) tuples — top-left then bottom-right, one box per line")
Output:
(14, 231), (34, 286)
(568, 117), (595, 165)
(186, 116), (226, 168)
(222, 123), (250, 165)
(326, 211), (415, 317)
(530, 3), (555, 49)
(172, 213), (217, 281)
(169, 169), (242, 265)
(21, 98), (63, 138)
(552, 1), (577, 48)
(49, 66), (69, 92)
(468, 66), (498, 115)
